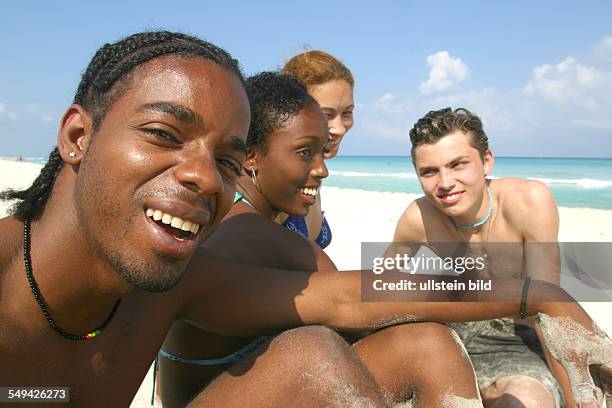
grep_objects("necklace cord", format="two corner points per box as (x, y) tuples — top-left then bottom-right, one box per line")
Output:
(23, 219), (121, 341)
(451, 184), (493, 230)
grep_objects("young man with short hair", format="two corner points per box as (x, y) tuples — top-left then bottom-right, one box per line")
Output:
(392, 107), (572, 407)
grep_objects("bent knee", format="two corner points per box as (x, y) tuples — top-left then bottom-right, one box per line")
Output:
(270, 326), (349, 364)
(379, 323), (467, 358)
(273, 326), (344, 349)
(486, 375), (555, 408)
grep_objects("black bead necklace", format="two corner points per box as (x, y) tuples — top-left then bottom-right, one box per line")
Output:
(23, 218), (121, 341)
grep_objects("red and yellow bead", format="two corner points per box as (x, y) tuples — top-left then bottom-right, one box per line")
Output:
(84, 330), (101, 340)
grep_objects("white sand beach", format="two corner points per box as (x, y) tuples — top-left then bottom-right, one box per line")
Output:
(1, 158), (611, 407)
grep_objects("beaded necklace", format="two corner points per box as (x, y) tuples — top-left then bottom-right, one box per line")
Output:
(451, 183), (495, 270)
(23, 219), (121, 341)
(451, 184), (493, 229)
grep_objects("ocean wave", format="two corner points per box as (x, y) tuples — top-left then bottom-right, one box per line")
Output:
(329, 171), (612, 189)
(329, 170), (418, 179)
(530, 177), (612, 189)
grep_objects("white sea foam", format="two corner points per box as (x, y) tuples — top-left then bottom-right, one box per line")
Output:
(530, 177), (612, 189)
(328, 170), (612, 190)
(329, 170), (418, 179)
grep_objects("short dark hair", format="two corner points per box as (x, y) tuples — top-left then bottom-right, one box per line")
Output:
(245, 71), (318, 151)
(409, 107), (489, 161)
(1, 31), (244, 222)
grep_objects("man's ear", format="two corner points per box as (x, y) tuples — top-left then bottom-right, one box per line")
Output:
(483, 149), (494, 176)
(57, 104), (93, 165)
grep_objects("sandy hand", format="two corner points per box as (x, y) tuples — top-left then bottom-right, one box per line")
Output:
(537, 313), (612, 407)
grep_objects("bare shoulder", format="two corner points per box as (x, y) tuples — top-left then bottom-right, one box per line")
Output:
(0, 217), (21, 271)
(393, 198), (428, 242)
(208, 213), (329, 267)
(496, 178), (557, 216)
(495, 178), (559, 239)
(176, 210), (334, 304)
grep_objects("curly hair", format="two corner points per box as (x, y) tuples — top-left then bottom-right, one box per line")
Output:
(282, 50), (354, 88)
(1, 30), (244, 221)
(245, 71), (318, 151)
(409, 107), (489, 161)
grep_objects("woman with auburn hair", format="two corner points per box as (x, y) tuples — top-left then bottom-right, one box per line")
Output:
(277, 50), (355, 248)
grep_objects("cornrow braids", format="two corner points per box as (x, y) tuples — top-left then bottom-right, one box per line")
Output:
(2, 31), (244, 221)
(74, 31), (244, 129)
(0, 148), (64, 221)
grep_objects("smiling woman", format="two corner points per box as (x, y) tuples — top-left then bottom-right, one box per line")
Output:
(157, 72), (484, 408)
(277, 50), (355, 248)
(237, 72), (329, 219)
(157, 71), (333, 407)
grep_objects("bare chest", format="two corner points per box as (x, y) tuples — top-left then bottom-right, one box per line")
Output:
(425, 216), (526, 279)
(0, 297), (176, 406)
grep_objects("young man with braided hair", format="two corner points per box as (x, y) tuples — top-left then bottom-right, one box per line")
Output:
(0, 32), (610, 407)
(0, 30), (397, 407)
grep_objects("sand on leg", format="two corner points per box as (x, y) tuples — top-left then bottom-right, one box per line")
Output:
(188, 326), (385, 408)
(352, 322), (482, 407)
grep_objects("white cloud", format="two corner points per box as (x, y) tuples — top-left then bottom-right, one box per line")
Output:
(377, 93), (395, 103)
(355, 36), (612, 156)
(419, 51), (470, 95)
(0, 103), (17, 120)
(42, 115), (55, 123)
(593, 36), (612, 60)
(523, 57), (605, 105)
(360, 92), (416, 116)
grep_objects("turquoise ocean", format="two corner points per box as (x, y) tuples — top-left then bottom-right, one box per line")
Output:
(324, 156), (612, 210)
(22, 156), (612, 210)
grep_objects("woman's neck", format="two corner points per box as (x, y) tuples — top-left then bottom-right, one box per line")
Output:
(236, 175), (277, 219)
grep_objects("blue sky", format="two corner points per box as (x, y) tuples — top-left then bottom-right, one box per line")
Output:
(1, 1), (611, 157)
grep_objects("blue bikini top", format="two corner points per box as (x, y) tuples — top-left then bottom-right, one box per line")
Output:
(282, 215), (331, 249)
(234, 192), (332, 249)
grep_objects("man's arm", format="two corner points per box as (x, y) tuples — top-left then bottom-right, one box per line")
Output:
(383, 200), (428, 260)
(392, 200), (428, 243)
(509, 180), (560, 283)
(508, 180), (579, 404)
(178, 248), (610, 405)
(181, 249), (580, 335)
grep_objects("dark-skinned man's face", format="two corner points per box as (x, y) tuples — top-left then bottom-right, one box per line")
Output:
(75, 56), (250, 291)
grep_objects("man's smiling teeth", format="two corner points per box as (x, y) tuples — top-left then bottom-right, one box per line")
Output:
(300, 187), (319, 197)
(442, 192), (461, 199)
(145, 208), (200, 233)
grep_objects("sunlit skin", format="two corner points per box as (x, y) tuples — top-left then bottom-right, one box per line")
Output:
(0, 56), (252, 406)
(413, 131), (493, 226)
(244, 102), (329, 218)
(2, 54), (609, 407)
(71, 57), (250, 292)
(159, 103), (484, 408)
(396, 130), (585, 406)
(274, 79), (355, 240)
(309, 79), (354, 159)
